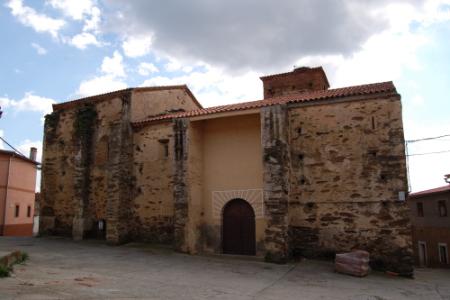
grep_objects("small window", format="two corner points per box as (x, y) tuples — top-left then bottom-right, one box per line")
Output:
(438, 200), (447, 217)
(27, 205), (31, 218)
(15, 205), (20, 218)
(417, 202), (424, 217)
(371, 116), (376, 130)
(159, 139), (169, 158)
(439, 243), (448, 264)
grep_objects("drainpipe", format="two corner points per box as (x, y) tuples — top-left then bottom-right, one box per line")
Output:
(2, 156), (11, 235)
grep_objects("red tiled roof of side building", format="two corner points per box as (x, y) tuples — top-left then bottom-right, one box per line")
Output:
(132, 81), (397, 128)
(52, 85), (203, 111)
(409, 185), (450, 198)
(0, 149), (40, 165)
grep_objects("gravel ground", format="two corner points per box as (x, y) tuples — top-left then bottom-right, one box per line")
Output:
(0, 236), (449, 300)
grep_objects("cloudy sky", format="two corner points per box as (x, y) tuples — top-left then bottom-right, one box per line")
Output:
(0, 0), (449, 192)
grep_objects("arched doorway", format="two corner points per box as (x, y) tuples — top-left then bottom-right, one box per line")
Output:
(222, 199), (256, 255)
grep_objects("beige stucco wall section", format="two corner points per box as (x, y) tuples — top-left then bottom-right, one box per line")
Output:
(199, 113), (265, 254)
(130, 89), (200, 122)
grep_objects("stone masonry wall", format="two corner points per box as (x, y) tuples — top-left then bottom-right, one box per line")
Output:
(172, 118), (189, 252)
(104, 92), (134, 244)
(131, 89), (200, 122)
(41, 88), (201, 243)
(261, 105), (290, 263)
(288, 96), (412, 275)
(40, 109), (76, 235)
(132, 122), (175, 243)
(262, 68), (328, 98)
(40, 95), (132, 242)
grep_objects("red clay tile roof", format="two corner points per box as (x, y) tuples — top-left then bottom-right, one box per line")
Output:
(52, 85), (202, 111)
(409, 185), (450, 198)
(132, 81), (397, 128)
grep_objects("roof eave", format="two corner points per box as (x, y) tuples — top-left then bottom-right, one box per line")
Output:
(409, 188), (450, 199)
(131, 85), (399, 129)
(52, 85), (203, 111)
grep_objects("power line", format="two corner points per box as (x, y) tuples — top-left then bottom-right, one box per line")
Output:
(407, 149), (450, 156)
(406, 134), (450, 143)
(0, 136), (27, 157)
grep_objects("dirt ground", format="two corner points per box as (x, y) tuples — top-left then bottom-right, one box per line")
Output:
(0, 237), (449, 300)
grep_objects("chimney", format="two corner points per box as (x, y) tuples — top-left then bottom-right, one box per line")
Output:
(29, 147), (37, 161)
(260, 66), (330, 99)
(445, 174), (450, 184)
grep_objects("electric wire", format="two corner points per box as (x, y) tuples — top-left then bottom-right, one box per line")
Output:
(0, 136), (27, 157)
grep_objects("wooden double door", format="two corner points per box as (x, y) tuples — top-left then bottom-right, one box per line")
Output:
(222, 199), (256, 255)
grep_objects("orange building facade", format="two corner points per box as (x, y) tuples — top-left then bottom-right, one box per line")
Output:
(0, 149), (38, 236)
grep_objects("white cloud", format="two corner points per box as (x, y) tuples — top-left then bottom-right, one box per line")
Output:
(122, 35), (153, 58)
(70, 32), (101, 49)
(6, 0), (65, 38)
(411, 95), (425, 106)
(82, 6), (101, 32)
(46, 0), (102, 50)
(77, 75), (127, 97)
(294, 29), (428, 89)
(292, 1), (450, 88)
(296, 3), (436, 87)
(75, 51), (128, 97)
(46, 0), (96, 20)
(138, 62), (159, 76)
(142, 64), (261, 107)
(164, 59), (182, 72)
(101, 51), (125, 77)
(164, 58), (194, 73)
(31, 42), (47, 55)
(0, 92), (56, 116)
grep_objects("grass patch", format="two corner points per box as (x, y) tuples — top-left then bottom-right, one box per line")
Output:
(18, 252), (29, 264)
(0, 266), (11, 278)
(0, 251), (29, 278)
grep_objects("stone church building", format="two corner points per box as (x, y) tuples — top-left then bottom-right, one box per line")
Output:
(40, 67), (413, 275)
